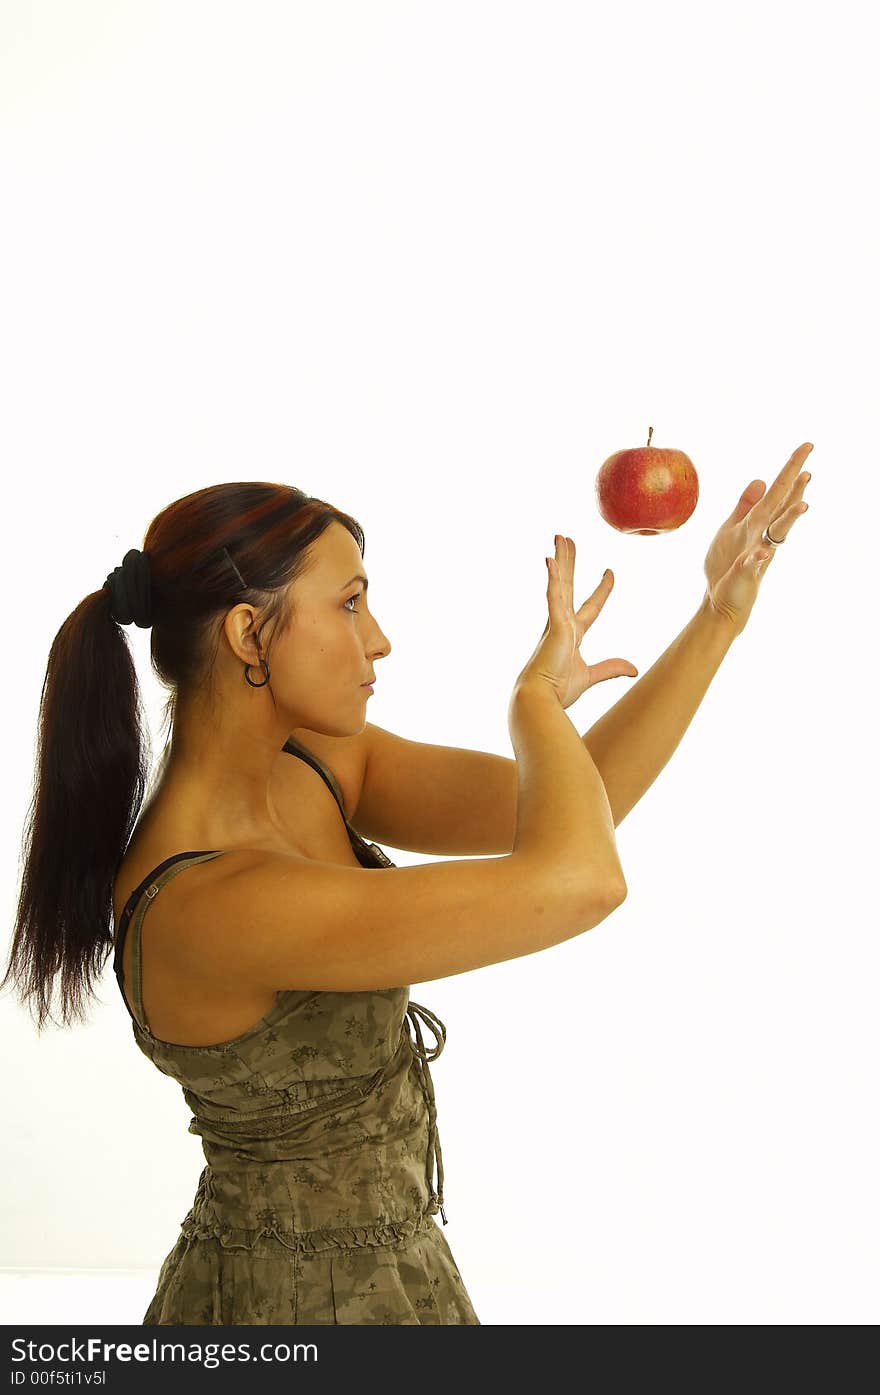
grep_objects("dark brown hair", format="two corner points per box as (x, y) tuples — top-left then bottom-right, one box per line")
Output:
(2, 482), (364, 1031)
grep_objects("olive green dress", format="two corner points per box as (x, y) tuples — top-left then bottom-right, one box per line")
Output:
(113, 738), (481, 1325)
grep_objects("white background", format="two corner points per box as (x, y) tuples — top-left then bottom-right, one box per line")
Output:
(1, 0), (877, 1324)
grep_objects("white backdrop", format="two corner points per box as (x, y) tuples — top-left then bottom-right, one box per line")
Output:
(1, 0), (877, 1325)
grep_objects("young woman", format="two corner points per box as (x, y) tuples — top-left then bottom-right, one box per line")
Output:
(2, 450), (812, 1324)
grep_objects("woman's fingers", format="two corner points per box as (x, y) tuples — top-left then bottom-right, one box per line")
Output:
(589, 656), (640, 683)
(756, 442), (813, 526)
(729, 478), (768, 526)
(575, 566), (615, 629)
(553, 535), (615, 627)
(755, 471), (811, 557)
(764, 496), (810, 547)
(552, 535), (613, 602)
(554, 534), (574, 611)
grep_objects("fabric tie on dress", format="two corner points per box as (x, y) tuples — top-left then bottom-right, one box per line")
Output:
(403, 1001), (448, 1225)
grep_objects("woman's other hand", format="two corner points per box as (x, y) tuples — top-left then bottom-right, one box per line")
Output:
(516, 535), (639, 710)
(702, 441), (813, 636)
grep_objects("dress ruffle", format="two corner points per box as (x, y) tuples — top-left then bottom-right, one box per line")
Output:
(178, 1201), (443, 1255)
(144, 1208), (481, 1325)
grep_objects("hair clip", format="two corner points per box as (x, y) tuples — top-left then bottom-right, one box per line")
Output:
(221, 547), (248, 591)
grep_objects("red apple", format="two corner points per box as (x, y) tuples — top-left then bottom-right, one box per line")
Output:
(595, 426), (699, 534)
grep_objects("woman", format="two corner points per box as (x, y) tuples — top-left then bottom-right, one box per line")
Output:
(2, 450), (812, 1324)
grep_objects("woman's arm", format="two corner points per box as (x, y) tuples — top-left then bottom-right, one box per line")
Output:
(580, 595), (737, 828)
(581, 442), (813, 829)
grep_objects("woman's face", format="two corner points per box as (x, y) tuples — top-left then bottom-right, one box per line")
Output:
(261, 521), (391, 738)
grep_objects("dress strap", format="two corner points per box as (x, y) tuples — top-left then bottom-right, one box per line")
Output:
(281, 738), (393, 869)
(282, 737), (349, 814)
(113, 849), (225, 1035)
(403, 1000), (448, 1224)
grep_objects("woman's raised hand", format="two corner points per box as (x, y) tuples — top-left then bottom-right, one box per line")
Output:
(702, 441), (813, 635)
(514, 535), (639, 709)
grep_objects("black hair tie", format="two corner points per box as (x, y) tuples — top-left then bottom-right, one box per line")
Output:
(104, 548), (153, 628)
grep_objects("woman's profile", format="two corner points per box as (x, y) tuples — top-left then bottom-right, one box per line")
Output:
(1, 458), (811, 1324)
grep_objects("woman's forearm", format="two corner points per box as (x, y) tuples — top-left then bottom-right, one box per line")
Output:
(581, 593), (738, 828)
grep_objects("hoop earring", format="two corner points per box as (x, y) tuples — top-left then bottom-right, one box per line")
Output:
(244, 658), (271, 688)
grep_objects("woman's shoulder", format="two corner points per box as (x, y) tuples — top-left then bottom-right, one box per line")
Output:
(111, 823), (301, 948)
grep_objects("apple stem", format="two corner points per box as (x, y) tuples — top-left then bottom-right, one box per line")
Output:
(647, 425), (653, 448)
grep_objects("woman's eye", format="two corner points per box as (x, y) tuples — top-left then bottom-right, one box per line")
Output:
(344, 593), (362, 613)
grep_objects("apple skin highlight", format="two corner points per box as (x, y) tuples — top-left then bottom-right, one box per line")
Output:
(595, 426), (699, 535)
